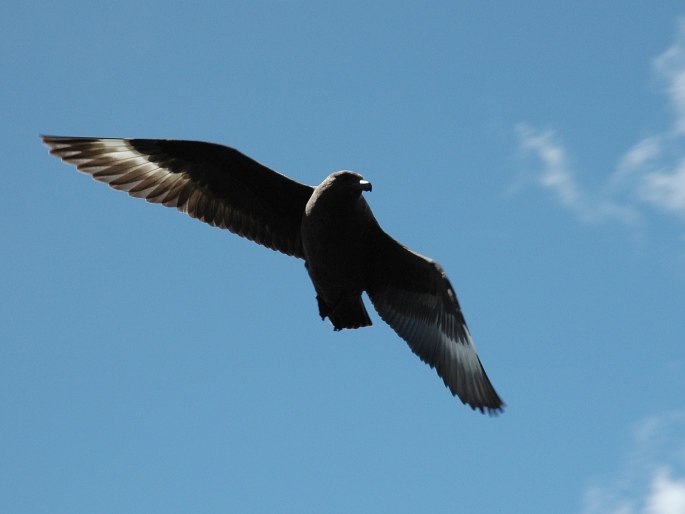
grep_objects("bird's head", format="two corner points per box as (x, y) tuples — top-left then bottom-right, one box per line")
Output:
(307, 171), (372, 216)
(326, 170), (372, 195)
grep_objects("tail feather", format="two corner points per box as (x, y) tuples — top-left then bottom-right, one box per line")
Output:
(316, 294), (372, 331)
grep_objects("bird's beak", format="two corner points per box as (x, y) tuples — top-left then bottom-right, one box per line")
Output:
(359, 180), (372, 192)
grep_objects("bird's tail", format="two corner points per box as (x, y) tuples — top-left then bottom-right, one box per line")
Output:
(317, 294), (372, 331)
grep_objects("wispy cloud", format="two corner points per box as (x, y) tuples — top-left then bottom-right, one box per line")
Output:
(654, 18), (685, 136)
(640, 160), (685, 215)
(515, 124), (640, 225)
(516, 125), (580, 208)
(581, 411), (685, 514)
(516, 18), (685, 225)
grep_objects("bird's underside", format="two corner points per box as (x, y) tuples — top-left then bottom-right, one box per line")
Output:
(314, 291), (372, 331)
(41, 135), (504, 414)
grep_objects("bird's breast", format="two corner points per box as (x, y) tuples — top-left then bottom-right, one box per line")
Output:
(300, 201), (371, 293)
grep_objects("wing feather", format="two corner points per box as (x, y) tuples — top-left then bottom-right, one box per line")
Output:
(41, 136), (314, 257)
(367, 231), (503, 414)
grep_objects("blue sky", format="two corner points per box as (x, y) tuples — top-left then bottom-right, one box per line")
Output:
(2, 2), (685, 513)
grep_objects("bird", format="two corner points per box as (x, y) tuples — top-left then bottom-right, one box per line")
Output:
(41, 135), (504, 414)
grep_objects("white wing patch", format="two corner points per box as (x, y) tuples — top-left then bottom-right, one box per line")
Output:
(44, 138), (195, 208)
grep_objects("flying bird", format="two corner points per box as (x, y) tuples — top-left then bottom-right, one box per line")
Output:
(41, 135), (504, 414)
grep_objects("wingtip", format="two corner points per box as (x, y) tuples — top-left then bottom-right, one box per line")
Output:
(485, 402), (506, 416)
(39, 134), (67, 151)
(468, 398), (505, 416)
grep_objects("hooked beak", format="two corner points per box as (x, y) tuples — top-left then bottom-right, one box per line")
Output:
(359, 179), (372, 192)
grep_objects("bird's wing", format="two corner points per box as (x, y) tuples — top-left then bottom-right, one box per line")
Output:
(41, 136), (314, 258)
(366, 231), (503, 414)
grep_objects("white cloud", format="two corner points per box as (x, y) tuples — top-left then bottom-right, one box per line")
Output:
(645, 469), (685, 514)
(581, 412), (685, 514)
(516, 125), (579, 207)
(641, 160), (685, 215)
(654, 18), (685, 135)
(515, 124), (640, 225)
(516, 18), (685, 224)
(612, 137), (662, 188)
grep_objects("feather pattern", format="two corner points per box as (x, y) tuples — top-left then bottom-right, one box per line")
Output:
(41, 136), (314, 257)
(367, 232), (503, 413)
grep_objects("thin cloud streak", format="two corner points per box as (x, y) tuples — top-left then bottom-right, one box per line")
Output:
(641, 160), (685, 215)
(516, 18), (685, 225)
(515, 124), (640, 225)
(654, 18), (685, 135)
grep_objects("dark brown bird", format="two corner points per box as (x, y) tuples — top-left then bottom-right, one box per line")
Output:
(41, 135), (504, 414)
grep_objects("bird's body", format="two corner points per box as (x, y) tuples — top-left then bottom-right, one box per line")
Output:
(41, 136), (504, 414)
(302, 172), (374, 330)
